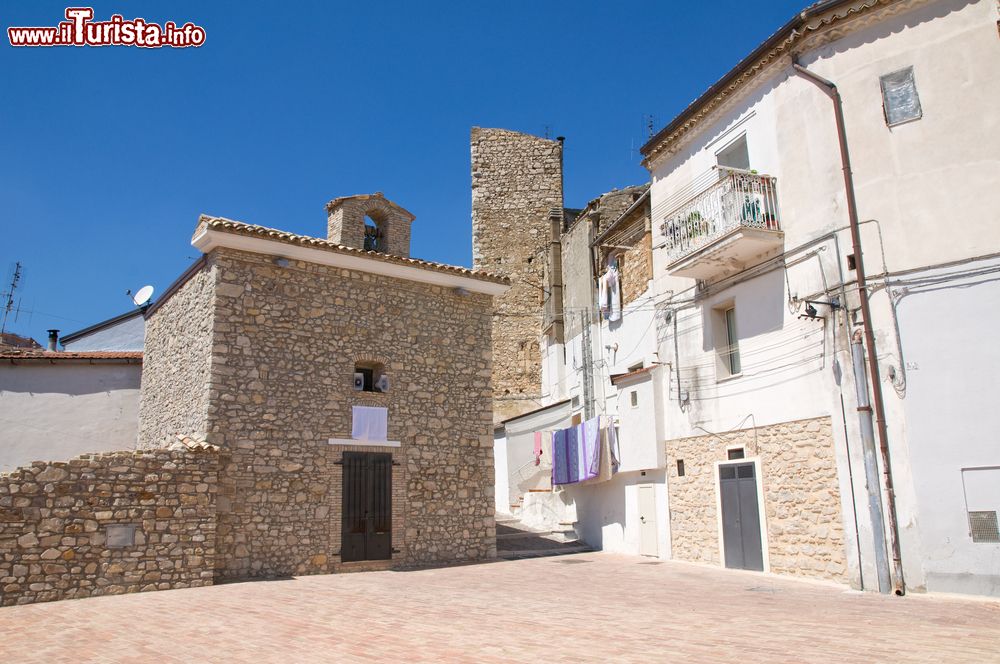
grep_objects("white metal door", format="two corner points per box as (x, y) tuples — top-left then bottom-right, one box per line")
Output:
(638, 484), (658, 557)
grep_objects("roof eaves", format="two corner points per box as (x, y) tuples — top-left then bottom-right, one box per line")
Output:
(593, 187), (651, 248)
(60, 308), (145, 343)
(142, 255), (208, 319)
(499, 399), (573, 425)
(1, 351), (143, 362)
(610, 365), (658, 386)
(199, 216), (510, 286)
(640, 0), (881, 165)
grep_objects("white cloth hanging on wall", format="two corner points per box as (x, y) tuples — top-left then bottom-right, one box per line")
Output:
(600, 266), (621, 322)
(599, 272), (609, 318)
(351, 405), (388, 441)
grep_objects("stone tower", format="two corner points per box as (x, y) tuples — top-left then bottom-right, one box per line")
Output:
(471, 127), (564, 423)
(326, 192), (416, 258)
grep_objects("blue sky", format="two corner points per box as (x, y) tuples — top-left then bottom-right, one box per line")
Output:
(1, 0), (806, 342)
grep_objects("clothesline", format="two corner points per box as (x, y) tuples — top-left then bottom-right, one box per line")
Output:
(532, 416), (620, 487)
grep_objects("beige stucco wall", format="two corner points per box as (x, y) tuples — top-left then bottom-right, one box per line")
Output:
(665, 416), (848, 582)
(0, 362), (141, 472)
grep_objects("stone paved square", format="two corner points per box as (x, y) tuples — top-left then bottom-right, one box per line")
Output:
(1, 553), (998, 663)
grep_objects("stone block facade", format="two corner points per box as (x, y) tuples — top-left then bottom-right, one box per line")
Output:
(0, 447), (219, 606)
(471, 127), (563, 422)
(664, 416), (848, 582)
(140, 239), (498, 580)
(137, 260), (216, 448)
(619, 229), (652, 307)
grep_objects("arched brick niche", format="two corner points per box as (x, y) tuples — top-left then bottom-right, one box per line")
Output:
(326, 192), (416, 258)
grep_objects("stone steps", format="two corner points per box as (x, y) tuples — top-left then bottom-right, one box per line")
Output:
(495, 518), (591, 560)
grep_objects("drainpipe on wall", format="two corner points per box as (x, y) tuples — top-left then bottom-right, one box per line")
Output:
(851, 330), (892, 594)
(792, 58), (905, 595)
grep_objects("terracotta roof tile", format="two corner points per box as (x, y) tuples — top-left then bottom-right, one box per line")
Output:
(198, 216), (510, 286)
(610, 365), (657, 386)
(0, 350), (143, 361)
(171, 434), (220, 453)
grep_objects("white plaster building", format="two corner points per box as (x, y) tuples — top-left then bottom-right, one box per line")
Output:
(0, 350), (142, 472)
(490, 0), (1000, 598)
(639, 0), (1000, 596)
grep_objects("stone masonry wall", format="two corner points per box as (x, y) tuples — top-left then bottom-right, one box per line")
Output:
(137, 261), (216, 449)
(206, 248), (496, 579)
(620, 229), (652, 307)
(559, 213), (595, 341)
(665, 416), (847, 582)
(326, 194), (414, 258)
(0, 448), (218, 606)
(563, 186), (647, 338)
(471, 127), (562, 423)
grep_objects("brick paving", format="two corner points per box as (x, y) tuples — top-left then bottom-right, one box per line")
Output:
(1, 553), (998, 663)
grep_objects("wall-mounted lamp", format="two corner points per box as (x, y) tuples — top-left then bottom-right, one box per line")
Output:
(274, 257), (290, 268)
(799, 297), (840, 321)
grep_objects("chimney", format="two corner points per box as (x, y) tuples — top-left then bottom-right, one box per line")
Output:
(47, 329), (59, 352)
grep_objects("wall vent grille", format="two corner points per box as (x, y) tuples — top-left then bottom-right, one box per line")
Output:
(969, 511), (1000, 543)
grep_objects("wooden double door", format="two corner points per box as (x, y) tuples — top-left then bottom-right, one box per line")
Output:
(341, 452), (392, 562)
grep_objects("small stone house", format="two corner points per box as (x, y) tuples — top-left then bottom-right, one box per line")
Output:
(137, 193), (508, 579)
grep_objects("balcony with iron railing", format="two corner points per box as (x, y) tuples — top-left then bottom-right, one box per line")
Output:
(659, 167), (783, 279)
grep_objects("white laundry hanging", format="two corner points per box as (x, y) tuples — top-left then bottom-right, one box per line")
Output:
(600, 265), (622, 322)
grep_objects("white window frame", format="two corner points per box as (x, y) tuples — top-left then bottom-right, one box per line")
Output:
(712, 302), (742, 381)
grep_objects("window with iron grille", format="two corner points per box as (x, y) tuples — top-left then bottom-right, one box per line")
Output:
(969, 511), (1000, 543)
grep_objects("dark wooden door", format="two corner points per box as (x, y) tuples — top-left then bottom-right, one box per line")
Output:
(341, 452), (392, 562)
(719, 462), (763, 571)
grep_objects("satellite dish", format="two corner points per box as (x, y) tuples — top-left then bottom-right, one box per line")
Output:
(130, 285), (154, 307)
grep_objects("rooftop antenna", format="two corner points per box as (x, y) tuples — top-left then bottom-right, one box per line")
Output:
(1, 261), (23, 337)
(127, 284), (154, 308)
(630, 114), (657, 162)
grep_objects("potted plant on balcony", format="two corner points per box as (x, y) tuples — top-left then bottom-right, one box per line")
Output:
(686, 211), (709, 239)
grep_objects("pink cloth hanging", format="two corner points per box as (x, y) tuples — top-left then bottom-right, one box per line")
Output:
(533, 431), (543, 466)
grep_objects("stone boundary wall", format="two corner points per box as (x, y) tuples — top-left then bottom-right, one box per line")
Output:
(665, 416), (847, 582)
(0, 448), (219, 606)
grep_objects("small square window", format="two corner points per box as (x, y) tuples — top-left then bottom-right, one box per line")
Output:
(727, 448), (745, 460)
(880, 67), (922, 126)
(354, 362), (388, 392)
(676, 459), (685, 477)
(630, 390), (639, 408)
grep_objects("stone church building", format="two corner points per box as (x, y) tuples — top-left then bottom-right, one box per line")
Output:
(138, 193), (508, 579)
